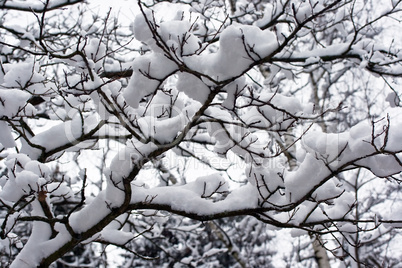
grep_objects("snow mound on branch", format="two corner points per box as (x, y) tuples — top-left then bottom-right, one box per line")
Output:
(132, 10), (153, 44)
(185, 24), (277, 80)
(21, 113), (98, 159)
(222, 77), (246, 110)
(214, 24), (276, 77)
(126, 13), (204, 108)
(133, 10), (200, 56)
(181, 173), (229, 197)
(176, 72), (211, 103)
(136, 100), (199, 144)
(137, 115), (183, 144)
(302, 129), (349, 162)
(131, 181), (258, 216)
(0, 121), (16, 148)
(285, 109), (402, 203)
(0, 154), (51, 202)
(2, 61), (51, 95)
(159, 20), (201, 56)
(0, 89), (32, 117)
(123, 52), (178, 108)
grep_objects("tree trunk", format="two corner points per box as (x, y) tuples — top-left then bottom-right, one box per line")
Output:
(313, 237), (331, 268)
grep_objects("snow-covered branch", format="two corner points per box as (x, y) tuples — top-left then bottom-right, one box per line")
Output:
(0, 0), (401, 267)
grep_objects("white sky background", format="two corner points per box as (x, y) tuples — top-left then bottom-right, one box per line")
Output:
(89, 0), (138, 23)
(89, 0), (192, 28)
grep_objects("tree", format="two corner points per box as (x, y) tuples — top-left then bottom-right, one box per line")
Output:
(0, 0), (401, 267)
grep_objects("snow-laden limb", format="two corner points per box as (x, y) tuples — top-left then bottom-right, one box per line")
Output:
(121, 109), (402, 226)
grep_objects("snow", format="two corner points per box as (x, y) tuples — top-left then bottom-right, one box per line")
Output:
(143, 88), (184, 117)
(325, 191), (355, 219)
(174, 223), (202, 232)
(384, 108), (402, 150)
(100, 229), (135, 245)
(0, 89), (33, 117)
(0, 178), (27, 203)
(1, 60), (55, 100)
(0, 121), (16, 148)
(184, 24), (277, 80)
(137, 113), (186, 144)
(285, 153), (332, 202)
(218, 25), (272, 75)
(305, 56), (320, 65)
(176, 72), (211, 103)
(338, 222), (357, 233)
(10, 200), (52, 268)
(0, 154), (52, 202)
(47, 182), (74, 202)
(289, 201), (321, 223)
(206, 121), (235, 157)
(24, 160), (51, 177)
(131, 181), (258, 216)
(11, 222), (74, 268)
(2, 61), (40, 88)
(123, 52), (178, 108)
(246, 161), (284, 194)
(254, 4), (274, 27)
(104, 139), (161, 205)
(15, 170), (43, 193)
(385, 91), (399, 107)
(1, 0), (70, 10)
(21, 113), (97, 159)
(239, 92), (308, 131)
(132, 9), (154, 45)
(356, 155), (402, 177)
(159, 20), (201, 56)
(222, 77), (246, 110)
(203, 247), (227, 258)
(181, 173), (229, 197)
(293, 0), (324, 23)
(384, 205), (402, 228)
(292, 44), (350, 59)
(69, 191), (111, 233)
(312, 178), (342, 201)
(126, 11), (208, 108)
(84, 38), (107, 72)
(302, 130), (349, 163)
